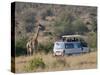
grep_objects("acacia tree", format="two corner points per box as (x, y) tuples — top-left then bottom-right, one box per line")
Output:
(72, 19), (89, 34)
(53, 12), (89, 36)
(53, 12), (75, 36)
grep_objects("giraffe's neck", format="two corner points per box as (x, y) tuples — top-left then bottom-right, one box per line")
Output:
(34, 26), (40, 40)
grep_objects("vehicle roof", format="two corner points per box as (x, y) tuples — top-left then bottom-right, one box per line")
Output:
(54, 41), (81, 43)
(55, 41), (64, 43)
(62, 35), (86, 38)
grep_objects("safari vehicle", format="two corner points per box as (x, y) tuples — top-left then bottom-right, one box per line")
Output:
(53, 35), (90, 56)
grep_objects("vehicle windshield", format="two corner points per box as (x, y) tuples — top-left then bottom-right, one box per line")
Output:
(54, 42), (65, 49)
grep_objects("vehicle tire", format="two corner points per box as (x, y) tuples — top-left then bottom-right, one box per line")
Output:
(63, 50), (65, 55)
(89, 48), (91, 53)
(67, 54), (71, 56)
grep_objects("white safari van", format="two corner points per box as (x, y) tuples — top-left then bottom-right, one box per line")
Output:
(53, 35), (90, 56)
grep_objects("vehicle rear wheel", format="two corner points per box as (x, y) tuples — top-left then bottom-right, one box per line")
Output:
(67, 54), (72, 56)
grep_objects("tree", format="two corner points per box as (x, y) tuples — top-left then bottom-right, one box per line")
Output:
(72, 19), (89, 34)
(53, 12), (75, 36)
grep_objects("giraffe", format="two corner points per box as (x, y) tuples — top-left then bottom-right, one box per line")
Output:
(31, 24), (42, 53)
(26, 23), (43, 55)
(26, 39), (33, 56)
(26, 16), (45, 55)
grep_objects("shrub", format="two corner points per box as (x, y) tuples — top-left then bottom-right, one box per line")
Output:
(72, 19), (89, 34)
(15, 37), (28, 56)
(87, 32), (97, 49)
(43, 31), (53, 36)
(52, 58), (67, 67)
(25, 57), (46, 71)
(53, 13), (89, 35)
(38, 42), (53, 53)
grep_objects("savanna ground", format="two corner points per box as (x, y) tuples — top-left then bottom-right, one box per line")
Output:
(15, 51), (97, 73)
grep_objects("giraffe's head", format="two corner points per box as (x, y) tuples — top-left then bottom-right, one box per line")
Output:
(37, 23), (45, 31)
(35, 18), (45, 31)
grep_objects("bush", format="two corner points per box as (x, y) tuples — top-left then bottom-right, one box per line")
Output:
(38, 42), (53, 53)
(52, 58), (70, 68)
(53, 13), (89, 35)
(15, 37), (27, 56)
(87, 32), (97, 49)
(25, 57), (46, 71)
(72, 19), (89, 34)
(43, 31), (53, 36)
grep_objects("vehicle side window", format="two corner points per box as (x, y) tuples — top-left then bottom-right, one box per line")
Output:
(78, 43), (82, 48)
(81, 42), (87, 47)
(65, 43), (74, 49)
(74, 43), (82, 48)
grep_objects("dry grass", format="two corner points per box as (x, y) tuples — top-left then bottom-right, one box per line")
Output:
(15, 51), (97, 73)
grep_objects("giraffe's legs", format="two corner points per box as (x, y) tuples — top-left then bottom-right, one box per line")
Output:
(29, 48), (32, 56)
(34, 45), (38, 54)
(26, 47), (32, 56)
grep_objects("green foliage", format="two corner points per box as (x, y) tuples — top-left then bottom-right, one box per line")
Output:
(92, 19), (97, 32)
(72, 19), (89, 34)
(46, 8), (53, 16)
(90, 12), (97, 32)
(54, 13), (73, 35)
(38, 42), (53, 53)
(25, 57), (46, 71)
(43, 31), (53, 36)
(52, 58), (70, 68)
(53, 13), (89, 36)
(87, 32), (97, 48)
(15, 37), (27, 56)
